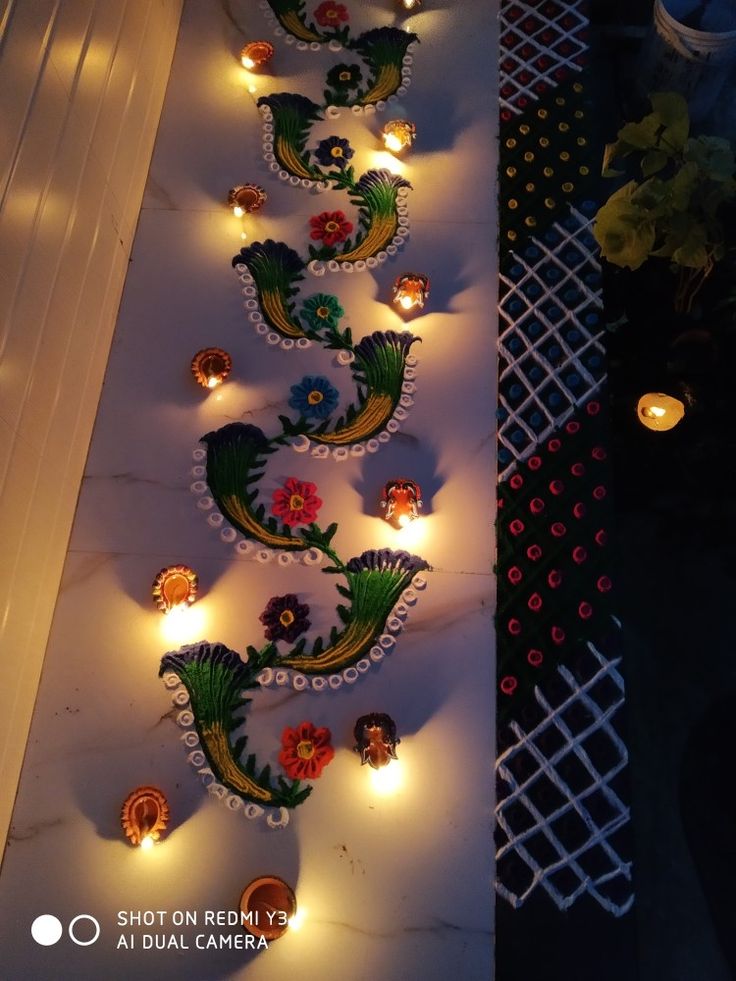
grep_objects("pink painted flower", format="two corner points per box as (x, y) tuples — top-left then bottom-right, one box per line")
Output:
(595, 528), (608, 547)
(578, 601), (593, 619)
(530, 497), (545, 514)
(587, 400), (600, 415)
(597, 575), (612, 593)
(314, 1), (349, 27)
(527, 649), (543, 667)
(508, 566), (523, 585)
(309, 209), (353, 247)
(508, 618), (522, 636)
(551, 521), (567, 537)
(566, 420), (581, 434)
(528, 455), (542, 471)
(551, 625), (565, 645)
(571, 462), (585, 477)
(509, 518), (525, 536)
(272, 477), (323, 527)
(548, 569), (562, 588)
(592, 446), (607, 461)
(572, 501), (586, 519)
(528, 592), (543, 612)
(572, 546), (588, 564)
(510, 473), (524, 490)
(527, 544), (543, 561)
(549, 479), (565, 495)
(592, 484), (607, 501)
(548, 438), (562, 453)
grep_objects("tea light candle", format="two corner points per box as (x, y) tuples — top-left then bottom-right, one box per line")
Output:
(392, 273), (429, 312)
(191, 348), (232, 389)
(121, 787), (170, 848)
(636, 392), (685, 432)
(239, 877), (297, 941)
(240, 41), (274, 70)
(382, 119), (416, 153)
(227, 183), (267, 218)
(152, 565), (198, 614)
(380, 479), (422, 528)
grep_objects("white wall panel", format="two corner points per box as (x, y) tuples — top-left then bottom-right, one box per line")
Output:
(0, 0), (183, 853)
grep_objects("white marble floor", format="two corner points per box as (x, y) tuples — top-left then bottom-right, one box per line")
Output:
(0, 1), (498, 978)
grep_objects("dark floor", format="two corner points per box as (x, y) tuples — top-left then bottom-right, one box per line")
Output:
(592, 4), (736, 977)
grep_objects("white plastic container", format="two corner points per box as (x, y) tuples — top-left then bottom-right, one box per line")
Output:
(641, 0), (736, 120)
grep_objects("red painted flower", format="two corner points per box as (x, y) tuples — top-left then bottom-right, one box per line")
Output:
(314, 1), (349, 27)
(595, 528), (608, 546)
(528, 455), (542, 470)
(527, 544), (543, 561)
(587, 400), (600, 415)
(597, 575), (612, 593)
(551, 625), (565, 645)
(309, 209), (353, 247)
(508, 618), (522, 636)
(510, 473), (524, 490)
(566, 420), (581, 434)
(592, 446), (607, 461)
(549, 479), (565, 495)
(530, 497), (545, 514)
(572, 545), (588, 564)
(548, 438), (561, 453)
(279, 721), (334, 780)
(500, 676), (518, 695)
(508, 566), (523, 584)
(572, 501), (586, 519)
(272, 477), (323, 527)
(527, 649), (543, 667)
(548, 569), (562, 588)
(579, 601), (593, 619)
(592, 485), (607, 501)
(528, 592), (543, 611)
(571, 462), (585, 477)
(551, 521), (567, 537)
(509, 518), (525, 536)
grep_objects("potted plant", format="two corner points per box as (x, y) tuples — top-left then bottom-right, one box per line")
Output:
(593, 91), (736, 313)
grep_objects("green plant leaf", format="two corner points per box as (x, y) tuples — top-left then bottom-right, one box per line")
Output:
(619, 114), (662, 151)
(650, 91), (689, 149)
(641, 149), (669, 177)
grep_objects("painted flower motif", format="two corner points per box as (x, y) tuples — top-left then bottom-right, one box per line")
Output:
(587, 400), (601, 415)
(572, 546), (588, 564)
(508, 566), (523, 584)
(528, 593), (543, 612)
(301, 293), (344, 331)
(592, 485), (607, 501)
(529, 497), (545, 514)
(550, 522), (567, 537)
(309, 210), (353, 247)
(579, 601), (593, 619)
(528, 649), (544, 667)
(509, 519), (525, 536)
(508, 618), (522, 636)
(571, 462), (585, 477)
(500, 676), (518, 695)
(326, 63), (363, 90)
(314, 136), (355, 170)
(272, 477), (323, 527)
(279, 722), (334, 780)
(597, 575), (613, 593)
(592, 446), (607, 461)
(528, 455), (542, 471)
(572, 502), (586, 519)
(289, 375), (340, 420)
(314, 1), (349, 27)
(259, 594), (311, 643)
(527, 544), (542, 560)
(551, 625), (566, 645)
(548, 569), (562, 588)
(549, 479), (565, 495)
(548, 438), (562, 452)
(566, 421), (581, 434)
(510, 474), (524, 490)
(595, 529), (608, 546)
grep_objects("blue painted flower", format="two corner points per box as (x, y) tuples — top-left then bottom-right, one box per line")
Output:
(314, 136), (354, 171)
(289, 375), (340, 419)
(301, 293), (344, 331)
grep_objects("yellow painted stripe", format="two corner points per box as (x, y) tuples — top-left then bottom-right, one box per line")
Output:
(280, 618), (376, 673)
(360, 65), (401, 106)
(200, 724), (274, 802)
(311, 392), (394, 445)
(220, 493), (305, 550)
(339, 214), (398, 262)
(261, 289), (305, 338)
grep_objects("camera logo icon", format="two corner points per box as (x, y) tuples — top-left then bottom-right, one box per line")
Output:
(31, 914), (100, 947)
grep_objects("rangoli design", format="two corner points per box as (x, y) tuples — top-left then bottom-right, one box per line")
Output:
(496, 0), (634, 917)
(161, 5), (429, 826)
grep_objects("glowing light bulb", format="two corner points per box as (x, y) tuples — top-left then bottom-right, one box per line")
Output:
(240, 41), (274, 71)
(392, 273), (430, 313)
(369, 759), (403, 795)
(288, 908), (306, 931)
(381, 119), (416, 154)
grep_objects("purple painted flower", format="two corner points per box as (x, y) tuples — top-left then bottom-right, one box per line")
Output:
(314, 136), (354, 171)
(259, 594), (311, 643)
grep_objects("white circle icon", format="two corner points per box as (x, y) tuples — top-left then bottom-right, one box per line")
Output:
(68, 914), (101, 946)
(31, 914), (63, 946)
